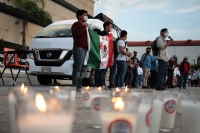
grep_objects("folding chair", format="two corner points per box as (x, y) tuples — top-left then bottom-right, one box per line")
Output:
(1, 48), (32, 86)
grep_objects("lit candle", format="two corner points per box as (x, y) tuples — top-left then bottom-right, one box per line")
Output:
(17, 93), (74, 133)
(135, 95), (153, 133)
(91, 88), (109, 128)
(120, 86), (131, 97)
(112, 87), (121, 97)
(81, 86), (91, 108)
(101, 97), (138, 133)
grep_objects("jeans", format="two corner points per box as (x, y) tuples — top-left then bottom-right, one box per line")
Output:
(136, 75), (142, 85)
(109, 61), (117, 86)
(95, 69), (106, 86)
(167, 72), (174, 87)
(115, 60), (126, 87)
(150, 70), (157, 88)
(156, 59), (167, 88)
(179, 74), (188, 88)
(131, 69), (138, 87)
(142, 68), (150, 86)
(72, 47), (87, 88)
(125, 70), (133, 86)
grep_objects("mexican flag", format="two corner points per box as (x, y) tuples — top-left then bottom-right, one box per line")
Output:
(84, 28), (114, 69)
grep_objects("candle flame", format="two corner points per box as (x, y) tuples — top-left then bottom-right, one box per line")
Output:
(116, 87), (120, 92)
(21, 83), (24, 89)
(86, 86), (89, 90)
(55, 86), (60, 90)
(35, 93), (46, 112)
(98, 87), (101, 91)
(125, 86), (128, 92)
(20, 83), (27, 94)
(114, 97), (124, 111)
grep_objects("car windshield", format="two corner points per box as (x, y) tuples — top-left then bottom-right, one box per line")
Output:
(35, 24), (72, 38)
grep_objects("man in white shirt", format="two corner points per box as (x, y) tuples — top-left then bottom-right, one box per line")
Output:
(115, 30), (131, 88)
(156, 28), (174, 90)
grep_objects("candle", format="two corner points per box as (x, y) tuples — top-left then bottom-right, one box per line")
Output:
(112, 87), (121, 97)
(181, 95), (200, 133)
(160, 93), (178, 131)
(149, 97), (163, 133)
(176, 91), (187, 115)
(70, 90), (76, 102)
(100, 97), (138, 133)
(135, 95), (153, 133)
(91, 89), (109, 128)
(81, 86), (92, 108)
(120, 86), (132, 97)
(17, 93), (74, 133)
(50, 86), (69, 100)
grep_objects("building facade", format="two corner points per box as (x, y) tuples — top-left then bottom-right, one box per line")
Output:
(0, 0), (94, 49)
(127, 40), (200, 65)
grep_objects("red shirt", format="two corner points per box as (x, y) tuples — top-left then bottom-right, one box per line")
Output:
(179, 62), (190, 74)
(71, 22), (88, 50)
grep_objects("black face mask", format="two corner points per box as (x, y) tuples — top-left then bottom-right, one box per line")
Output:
(147, 51), (150, 54)
(134, 54), (137, 56)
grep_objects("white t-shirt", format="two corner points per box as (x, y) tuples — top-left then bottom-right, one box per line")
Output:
(115, 40), (127, 61)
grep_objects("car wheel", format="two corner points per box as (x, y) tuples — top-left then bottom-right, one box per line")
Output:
(37, 75), (52, 85)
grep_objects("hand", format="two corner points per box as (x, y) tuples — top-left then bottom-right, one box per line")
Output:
(169, 37), (174, 42)
(127, 52), (131, 57)
(84, 23), (89, 27)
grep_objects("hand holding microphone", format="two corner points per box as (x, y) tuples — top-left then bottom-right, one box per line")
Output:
(168, 36), (174, 42)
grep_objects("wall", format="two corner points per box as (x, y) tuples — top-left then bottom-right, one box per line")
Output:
(128, 46), (200, 65)
(0, 0), (94, 47)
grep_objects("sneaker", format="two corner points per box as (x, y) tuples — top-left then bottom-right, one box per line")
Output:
(76, 88), (81, 91)
(102, 85), (108, 90)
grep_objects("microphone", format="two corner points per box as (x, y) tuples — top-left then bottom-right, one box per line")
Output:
(168, 36), (171, 39)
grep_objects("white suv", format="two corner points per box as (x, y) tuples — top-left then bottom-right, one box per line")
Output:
(26, 19), (117, 85)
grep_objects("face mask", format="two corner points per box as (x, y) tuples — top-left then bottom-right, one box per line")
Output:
(164, 33), (169, 37)
(134, 54), (137, 56)
(147, 51), (150, 54)
(84, 16), (88, 22)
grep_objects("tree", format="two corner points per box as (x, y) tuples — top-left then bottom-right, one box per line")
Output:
(8, 0), (52, 49)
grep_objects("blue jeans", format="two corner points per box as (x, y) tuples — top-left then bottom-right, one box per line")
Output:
(136, 75), (142, 85)
(72, 47), (87, 88)
(95, 69), (106, 86)
(156, 59), (167, 88)
(179, 74), (188, 88)
(109, 60), (117, 86)
(115, 60), (126, 87)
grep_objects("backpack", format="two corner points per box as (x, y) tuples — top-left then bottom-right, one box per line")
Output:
(113, 38), (126, 60)
(151, 37), (159, 56)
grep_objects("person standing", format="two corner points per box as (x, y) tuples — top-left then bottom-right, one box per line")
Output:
(190, 67), (198, 87)
(95, 22), (112, 89)
(71, 9), (89, 91)
(140, 47), (151, 89)
(178, 57), (190, 89)
(156, 28), (173, 90)
(150, 52), (157, 88)
(115, 30), (131, 88)
(131, 51), (139, 88)
(167, 58), (175, 88)
(136, 62), (143, 87)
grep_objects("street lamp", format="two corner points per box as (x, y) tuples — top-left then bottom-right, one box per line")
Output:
(192, 59), (195, 66)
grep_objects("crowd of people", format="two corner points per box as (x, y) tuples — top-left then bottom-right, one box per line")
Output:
(71, 9), (200, 91)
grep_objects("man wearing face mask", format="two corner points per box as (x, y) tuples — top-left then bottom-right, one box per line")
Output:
(71, 9), (89, 91)
(156, 28), (174, 90)
(130, 51), (139, 88)
(140, 47), (151, 89)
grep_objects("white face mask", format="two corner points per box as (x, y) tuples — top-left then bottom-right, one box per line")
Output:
(84, 16), (88, 22)
(164, 33), (169, 37)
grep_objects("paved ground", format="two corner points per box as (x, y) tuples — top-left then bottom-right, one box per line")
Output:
(0, 72), (199, 133)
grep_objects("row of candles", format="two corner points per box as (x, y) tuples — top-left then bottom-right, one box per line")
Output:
(8, 84), (200, 133)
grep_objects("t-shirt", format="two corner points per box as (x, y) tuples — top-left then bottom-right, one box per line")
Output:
(168, 61), (174, 73)
(150, 56), (156, 71)
(115, 40), (127, 61)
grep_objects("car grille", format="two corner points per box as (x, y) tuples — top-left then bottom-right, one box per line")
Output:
(39, 50), (62, 59)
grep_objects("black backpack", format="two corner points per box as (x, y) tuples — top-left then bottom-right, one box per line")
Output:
(151, 37), (159, 56)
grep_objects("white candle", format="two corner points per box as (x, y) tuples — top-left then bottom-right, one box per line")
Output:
(81, 87), (91, 108)
(160, 98), (177, 130)
(112, 88), (121, 97)
(149, 99), (163, 133)
(181, 100), (200, 133)
(135, 103), (152, 133)
(101, 112), (137, 133)
(18, 114), (73, 133)
(70, 90), (76, 102)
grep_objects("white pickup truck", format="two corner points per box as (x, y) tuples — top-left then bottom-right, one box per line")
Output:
(26, 19), (117, 85)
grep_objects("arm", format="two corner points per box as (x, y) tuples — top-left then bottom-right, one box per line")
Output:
(151, 56), (156, 64)
(157, 37), (174, 50)
(71, 23), (87, 38)
(140, 54), (144, 65)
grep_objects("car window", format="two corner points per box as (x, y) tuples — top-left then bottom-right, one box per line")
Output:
(35, 24), (72, 38)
